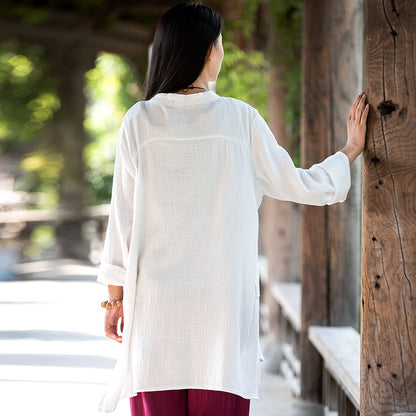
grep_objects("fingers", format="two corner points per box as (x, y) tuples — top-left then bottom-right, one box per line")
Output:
(349, 92), (368, 121)
(353, 93), (362, 107)
(105, 311), (123, 343)
(104, 321), (118, 339)
(361, 103), (370, 124)
(355, 93), (366, 119)
(105, 329), (122, 343)
(349, 93), (363, 120)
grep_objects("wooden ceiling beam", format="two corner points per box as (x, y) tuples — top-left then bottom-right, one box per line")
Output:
(0, 18), (149, 61)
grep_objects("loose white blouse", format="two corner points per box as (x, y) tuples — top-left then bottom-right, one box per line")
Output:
(97, 90), (350, 412)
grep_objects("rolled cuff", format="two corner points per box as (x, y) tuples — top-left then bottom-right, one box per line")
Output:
(320, 151), (351, 205)
(97, 262), (126, 286)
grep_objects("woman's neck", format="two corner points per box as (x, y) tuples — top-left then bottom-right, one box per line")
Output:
(175, 77), (209, 95)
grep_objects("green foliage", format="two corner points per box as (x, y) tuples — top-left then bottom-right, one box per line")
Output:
(240, 0), (264, 39)
(240, 0), (302, 163)
(269, 0), (302, 67)
(84, 53), (141, 204)
(269, 0), (302, 160)
(0, 42), (59, 145)
(19, 150), (63, 202)
(23, 225), (56, 258)
(216, 40), (269, 120)
(0, 42), (61, 209)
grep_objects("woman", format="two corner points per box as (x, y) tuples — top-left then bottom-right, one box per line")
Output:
(97, 2), (369, 415)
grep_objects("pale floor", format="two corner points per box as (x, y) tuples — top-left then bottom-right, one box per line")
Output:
(0, 259), (294, 416)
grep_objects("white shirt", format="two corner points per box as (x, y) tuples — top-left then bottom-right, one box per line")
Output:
(97, 90), (350, 412)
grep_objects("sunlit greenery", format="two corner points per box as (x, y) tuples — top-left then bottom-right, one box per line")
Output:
(0, 42), (58, 144)
(23, 225), (55, 258)
(0, 43), (61, 214)
(269, 0), (302, 154)
(217, 40), (269, 120)
(19, 150), (63, 207)
(241, 0), (302, 160)
(84, 52), (141, 204)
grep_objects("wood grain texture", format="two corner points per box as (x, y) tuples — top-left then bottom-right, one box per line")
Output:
(257, 2), (301, 345)
(308, 326), (360, 409)
(361, 1), (416, 415)
(327, 0), (363, 329)
(262, 45), (301, 343)
(301, 0), (330, 401)
(300, 0), (363, 402)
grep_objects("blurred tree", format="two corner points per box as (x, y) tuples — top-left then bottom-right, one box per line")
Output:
(0, 42), (58, 149)
(0, 42), (65, 220)
(216, 40), (269, 119)
(0, 0), (162, 258)
(84, 52), (141, 204)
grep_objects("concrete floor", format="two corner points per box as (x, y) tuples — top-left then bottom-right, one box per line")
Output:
(0, 259), (294, 415)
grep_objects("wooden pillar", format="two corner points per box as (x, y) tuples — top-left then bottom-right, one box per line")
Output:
(361, 1), (416, 415)
(326, 1), (363, 328)
(257, 1), (301, 348)
(48, 31), (95, 258)
(301, 0), (363, 403)
(221, 0), (246, 49)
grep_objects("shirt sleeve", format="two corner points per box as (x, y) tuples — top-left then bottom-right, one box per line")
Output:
(250, 110), (351, 205)
(96, 121), (136, 286)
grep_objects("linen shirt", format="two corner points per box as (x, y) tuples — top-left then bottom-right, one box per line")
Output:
(96, 90), (351, 412)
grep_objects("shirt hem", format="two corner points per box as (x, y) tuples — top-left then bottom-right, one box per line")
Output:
(130, 383), (260, 400)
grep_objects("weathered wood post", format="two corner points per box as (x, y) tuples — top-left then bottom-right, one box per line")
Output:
(257, 1), (301, 360)
(48, 32), (95, 258)
(361, 1), (416, 415)
(300, 0), (363, 407)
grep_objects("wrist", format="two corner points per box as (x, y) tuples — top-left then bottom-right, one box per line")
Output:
(341, 143), (362, 164)
(108, 284), (123, 302)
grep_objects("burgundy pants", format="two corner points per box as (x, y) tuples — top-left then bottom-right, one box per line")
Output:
(130, 389), (250, 416)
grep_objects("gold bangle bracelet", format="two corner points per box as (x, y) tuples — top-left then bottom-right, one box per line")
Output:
(101, 299), (123, 309)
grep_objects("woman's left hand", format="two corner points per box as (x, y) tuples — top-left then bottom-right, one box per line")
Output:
(104, 305), (124, 343)
(342, 92), (369, 164)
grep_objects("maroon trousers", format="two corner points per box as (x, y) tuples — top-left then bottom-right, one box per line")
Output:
(130, 389), (251, 416)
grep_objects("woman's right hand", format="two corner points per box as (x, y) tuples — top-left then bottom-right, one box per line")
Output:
(342, 92), (369, 164)
(104, 305), (124, 343)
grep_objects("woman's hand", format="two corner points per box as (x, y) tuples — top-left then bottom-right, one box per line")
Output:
(104, 305), (124, 343)
(342, 92), (370, 164)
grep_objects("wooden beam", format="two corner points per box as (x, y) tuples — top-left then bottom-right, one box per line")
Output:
(361, 1), (416, 415)
(0, 18), (149, 61)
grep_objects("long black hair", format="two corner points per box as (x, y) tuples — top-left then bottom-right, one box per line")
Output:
(144, 2), (223, 100)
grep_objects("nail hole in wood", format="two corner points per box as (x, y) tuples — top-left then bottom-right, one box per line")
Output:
(377, 100), (398, 117)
